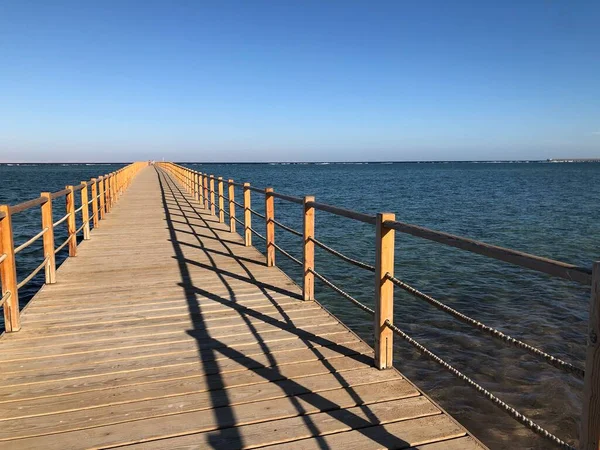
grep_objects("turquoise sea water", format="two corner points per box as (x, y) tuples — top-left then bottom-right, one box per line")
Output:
(1, 161), (599, 449)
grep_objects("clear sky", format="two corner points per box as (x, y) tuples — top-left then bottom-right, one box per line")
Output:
(0, 1), (598, 162)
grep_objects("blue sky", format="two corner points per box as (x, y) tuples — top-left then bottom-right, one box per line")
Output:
(0, 1), (598, 162)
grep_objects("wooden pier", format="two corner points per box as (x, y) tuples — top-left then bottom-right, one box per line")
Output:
(0, 165), (484, 449)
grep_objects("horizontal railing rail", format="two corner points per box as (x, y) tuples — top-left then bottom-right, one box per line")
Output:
(9, 197), (48, 215)
(159, 161), (599, 450)
(0, 162), (146, 335)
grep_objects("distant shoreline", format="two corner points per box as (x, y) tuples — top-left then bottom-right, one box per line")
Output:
(1, 159), (600, 165)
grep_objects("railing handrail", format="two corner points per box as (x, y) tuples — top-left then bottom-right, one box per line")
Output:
(9, 196), (48, 215)
(384, 219), (592, 286)
(161, 161), (599, 449)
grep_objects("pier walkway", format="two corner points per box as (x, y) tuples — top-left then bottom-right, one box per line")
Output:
(0, 166), (482, 449)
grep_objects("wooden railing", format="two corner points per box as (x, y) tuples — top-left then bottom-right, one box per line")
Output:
(0, 162), (146, 333)
(159, 162), (599, 450)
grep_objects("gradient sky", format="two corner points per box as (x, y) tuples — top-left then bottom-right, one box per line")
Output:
(1, 1), (599, 162)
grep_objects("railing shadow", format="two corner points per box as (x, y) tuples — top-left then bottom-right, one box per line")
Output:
(155, 167), (409, 449)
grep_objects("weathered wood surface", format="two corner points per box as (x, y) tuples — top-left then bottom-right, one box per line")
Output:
(0, 166), (485, 449)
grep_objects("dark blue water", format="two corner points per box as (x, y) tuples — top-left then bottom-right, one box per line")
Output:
(2, 161), (598, 449)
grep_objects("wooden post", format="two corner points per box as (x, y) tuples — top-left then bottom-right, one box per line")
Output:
(81, 181), (90, 240)
(66, 186), (77, 257)
(195, 172), (200, 202)
(265, 187), (275, 267)
(203, 174), (209, 209)
(228, 179), (236, 233)
(105, 175), (111, 213)
(90, 179), (99, 228)
(199, 173), (204, 206)
(209, 176), (216, 216)
(583, 261), (600, 450)
(99, 177), (106, 220)
(218, 177), (225, 223)
(303, 196), (315, 301)
(103, 175), (110, 214)
(374, 213), (395, 370)
(244, 183), (252, 247)
(110, 173), (115, 209)
(40, 193), (56, 284)
(0, 205), (20, 332)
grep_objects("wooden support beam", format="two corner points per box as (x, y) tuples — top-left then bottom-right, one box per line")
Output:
(40, 193), (56, 284)
(265, 187), (275, 267)
(210, 176), (216, 216)
(90, 179), (99, 228)
(303, 195), (315, 301)
(244, 182), (252, 247)
(0, 205), (20, 332)
(218, 177), (225, 223)
(100, 177), (106, 220)
(66, 186), (77, 257)
(80, 181), (90, 240)
(203, 174), (209, 209)
(583, 261), (600, 450)
(199, 173), (204, 205)
(228, 180), (236, 233)
(374, 212), (395, 370)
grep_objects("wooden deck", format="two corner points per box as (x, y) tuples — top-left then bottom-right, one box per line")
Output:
(0, 167), (484, 449)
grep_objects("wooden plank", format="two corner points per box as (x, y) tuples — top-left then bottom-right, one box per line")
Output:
(0, 382), (422, 449)
(0, 329), (357, 376)
(0, 334), (362, 384)
(123, 396), (438, 450)
(9, 304), (327, 340)
(411, 437), (484, 449)
(0, 340), (370, 394)
(0, 352), (382, 421)
(258, 414), (467, 450)
(0, 374), (411, 440)
(7, 308), (332, 346)
(0, 319), (344, 360)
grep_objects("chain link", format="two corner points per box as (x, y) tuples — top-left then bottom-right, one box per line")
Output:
(384, 319), (576, 450)
(386, 273), (584, 379)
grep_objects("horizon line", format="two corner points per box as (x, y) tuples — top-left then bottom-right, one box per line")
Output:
(1, 158), (600, 165)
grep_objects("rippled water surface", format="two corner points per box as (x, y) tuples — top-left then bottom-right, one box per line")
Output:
(2, 161), (599, 449)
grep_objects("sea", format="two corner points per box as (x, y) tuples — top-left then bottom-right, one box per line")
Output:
(1, 160), (598, 449)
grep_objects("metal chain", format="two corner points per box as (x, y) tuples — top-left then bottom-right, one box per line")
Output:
(309, 268), (374, 315)
(383, 319), (576, 450)
(310, 237), (375, 272)
(385, 273), (584, 379)
(249, 227), (266, 241)
(273, 243), (302, 266)
(273, 219), (303, 237)
(248, 208), (265, 219)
